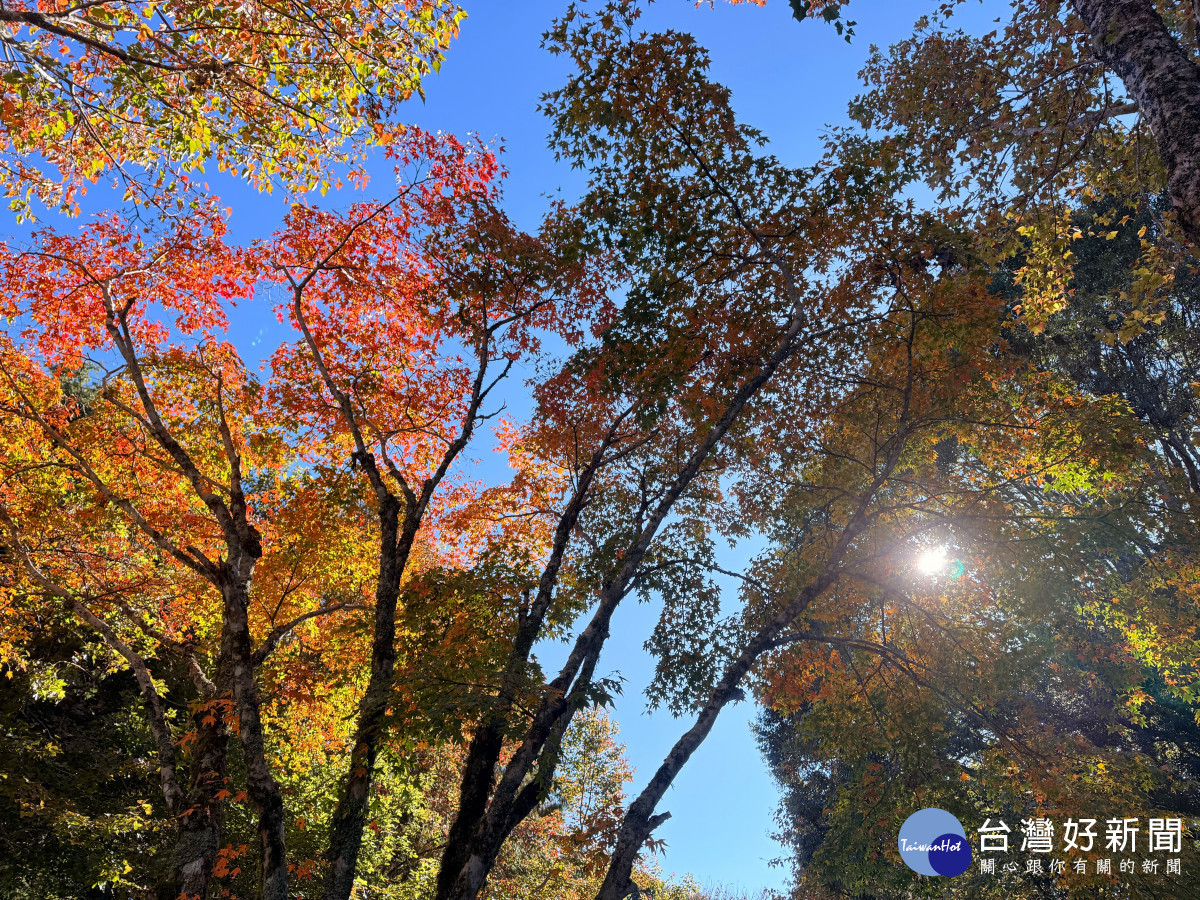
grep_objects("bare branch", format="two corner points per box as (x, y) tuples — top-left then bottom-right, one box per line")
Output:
(252, 602), (369, 666)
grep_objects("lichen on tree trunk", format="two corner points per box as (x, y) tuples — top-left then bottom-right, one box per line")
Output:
(1072, 0), (1200, 242)
(156, 701), (229, 900)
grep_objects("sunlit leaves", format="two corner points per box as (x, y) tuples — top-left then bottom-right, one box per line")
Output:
(0, 0), (466, 215)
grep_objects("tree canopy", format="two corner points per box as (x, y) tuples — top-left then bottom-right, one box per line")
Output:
(0, 0), (464, 215)
(1, 1), (1199, 899)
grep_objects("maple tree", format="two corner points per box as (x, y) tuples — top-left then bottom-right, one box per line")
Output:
(423, 2), (902, 895)
(584, 185), (1178, 900)
(0, 201), (273, 899)
(0, 0), (464, 215)
(539, 4), (1200, 898)
(742, 253), (1200, 898)
(751, 362), (1200, 898)
(0, 122), (630, 900)
(707, 32), (1200, 890)
(3, 0), (1200, 898)
(265, 128), (617, 900)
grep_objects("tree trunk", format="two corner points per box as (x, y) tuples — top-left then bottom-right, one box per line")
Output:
(434, 457), (607, 900)
(317, 338), (489, 900)
(156, 702), (229, 900)
(595, 505), (874, 900)
(434, 724), (503, 900)
(1072, 0), (1200, 242)
(436, 572), (633, 900)
(322, 495), (410, 900)
(221, 542), (288, 900)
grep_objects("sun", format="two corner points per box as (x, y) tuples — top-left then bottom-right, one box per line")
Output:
(915, 545), (949, 576)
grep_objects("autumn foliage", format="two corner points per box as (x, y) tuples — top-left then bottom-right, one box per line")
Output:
(2, 1), (1200, 900)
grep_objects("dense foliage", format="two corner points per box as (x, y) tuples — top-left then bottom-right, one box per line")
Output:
(1, 0), (1198, 899)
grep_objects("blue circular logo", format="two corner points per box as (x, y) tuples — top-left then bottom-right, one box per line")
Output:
(898, 808), (971, 877)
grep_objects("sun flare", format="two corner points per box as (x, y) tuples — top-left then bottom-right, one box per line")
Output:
(915, 545), (949, 576)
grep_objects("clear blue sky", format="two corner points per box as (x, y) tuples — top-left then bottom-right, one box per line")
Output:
(20, 0), (1005, 893)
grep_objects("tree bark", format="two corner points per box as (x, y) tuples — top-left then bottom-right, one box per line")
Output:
(219, 532), (288, 900)
(225, 616), (287, 900)
(156, 705), (228, 900)
(321, 494), (409, 900)
(1072, 0), (1200, 242)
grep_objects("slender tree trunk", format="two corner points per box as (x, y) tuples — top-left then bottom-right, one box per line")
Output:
(435, 723), (503, 900)
(322, 496), (416, 900)
(436, 548), (646, 900)
(1072, 0), (1200, 242)
(596, 498), (881, 900)
(313, 346), (491, 900)
(435, 456), (608, 900)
